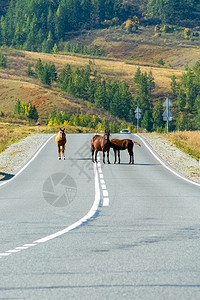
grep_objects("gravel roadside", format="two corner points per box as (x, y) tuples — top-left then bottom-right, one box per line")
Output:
(139, 133), (200, 185)
(0, 133), (200, 184)
(0, 134), (53, 180)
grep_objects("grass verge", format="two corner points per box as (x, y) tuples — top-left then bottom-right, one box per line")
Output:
(0, 123), (95, 154)
(168, 131), (200, 161)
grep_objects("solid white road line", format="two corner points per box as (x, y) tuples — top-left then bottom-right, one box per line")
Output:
(135, 134), (200, 187)
(0, 137), (110, 258)
(0, 135), (55, 187)
(34, 163), (101, 244)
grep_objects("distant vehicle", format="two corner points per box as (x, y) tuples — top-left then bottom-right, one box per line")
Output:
(120, 129), (130, 134)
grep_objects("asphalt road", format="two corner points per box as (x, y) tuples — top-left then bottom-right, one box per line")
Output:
(0, 133), (200, 300)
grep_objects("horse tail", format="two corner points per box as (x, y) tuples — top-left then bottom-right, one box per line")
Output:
(133, 141), (141, 147)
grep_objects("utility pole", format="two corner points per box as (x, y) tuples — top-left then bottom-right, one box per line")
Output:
(162, 98), (173, 135)
(135, 107), (141, 133)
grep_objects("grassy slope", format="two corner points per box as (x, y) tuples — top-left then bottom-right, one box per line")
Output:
(1, 25), (199, 121)
(0, 44), (183, 121)
(65, 26), (200, 69)
(0, 26), (199, 158)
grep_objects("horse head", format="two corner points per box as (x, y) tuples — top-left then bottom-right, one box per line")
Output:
(104, 130), (110, 142)
(58, 128), (66, 141)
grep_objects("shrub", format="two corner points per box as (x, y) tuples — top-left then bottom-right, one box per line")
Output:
(158, 58), (165, 66)
(161, 25), (174, 33)
(184, 28), (191, 38)
(0, 54), (6, 68)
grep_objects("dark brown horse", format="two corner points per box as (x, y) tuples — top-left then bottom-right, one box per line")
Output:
(55, 128), (66, 160)
(91, 131), (111, 164)
(110, 139), (141, 164)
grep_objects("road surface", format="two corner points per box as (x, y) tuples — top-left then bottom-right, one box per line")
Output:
(0, 133), (200, 299)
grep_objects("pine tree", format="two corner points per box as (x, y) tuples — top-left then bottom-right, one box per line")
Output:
(27, 63), (34, 76)
(28, 104), (38, 121)
(152, 100), (164, 132)
(171, 75), (177, 101)
(0, 54), (6, 68)
(14, 99), (21, 114)
(177, 88), (186, 111)
(35, 58), (44, 78)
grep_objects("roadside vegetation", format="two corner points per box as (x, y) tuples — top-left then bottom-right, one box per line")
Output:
(168, 131), (200, 161)
(0, 0), (199, 160)
(0, 122), (95, 154)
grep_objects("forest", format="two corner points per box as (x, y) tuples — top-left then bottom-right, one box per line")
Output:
(0, 0), (199, 52)
(27, 58), (200, 131)
(0, 0), (199, 132)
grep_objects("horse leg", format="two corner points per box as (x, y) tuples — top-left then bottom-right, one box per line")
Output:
(62, 145), (65, 160)
(113, 149), (117, 164)
(118, 150), (120, 164)
(58, 145), (61, 160)
(132, 151), (134, 164)
(95, 150), (98, 163)
(129, 150), (134, 164)
(91, 145), (95, 163)
(107, 149), (111, 164)
(103, 151), (105, 164)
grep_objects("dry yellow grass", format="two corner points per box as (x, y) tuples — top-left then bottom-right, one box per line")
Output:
(24, 50), (182, 95)
(168, 131), (200, 160)
(0, 122), (94, 154)
(0, 47), (183, 102)
(0, 78), (82, 120)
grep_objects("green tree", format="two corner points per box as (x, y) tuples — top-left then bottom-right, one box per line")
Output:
(171, 75), (177, 101)
(0, 54), (6, 68)
(177, 88), (186, 111)
(152, 100), (164, 132)
(52, 43), (58, 54)
(28, 104), (38, 121)
(14, 99), (21, 114)
(35, 58), (44, 78)
(27, 63), (34, 76)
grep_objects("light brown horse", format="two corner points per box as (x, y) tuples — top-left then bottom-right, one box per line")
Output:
(110, 139), (141, 164)
(55, 128), (66, 160)
(91, 130), (111, 164)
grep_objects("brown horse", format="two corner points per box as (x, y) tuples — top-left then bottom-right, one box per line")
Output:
(55, 128), (66, 160)
(91, 130), (111, 164)
(110, 139), (141, 164)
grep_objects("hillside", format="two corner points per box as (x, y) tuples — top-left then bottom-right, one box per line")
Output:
(0, 46), (183, 121)
(63, 26), (200, 69)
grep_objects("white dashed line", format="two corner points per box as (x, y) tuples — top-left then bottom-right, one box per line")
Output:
(103, 198), (109, 206)
(96, 160), (110, 207)
(0, 140), (110, 258)
(103, 190), (109, 197)
(15, 247), (29, 250)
